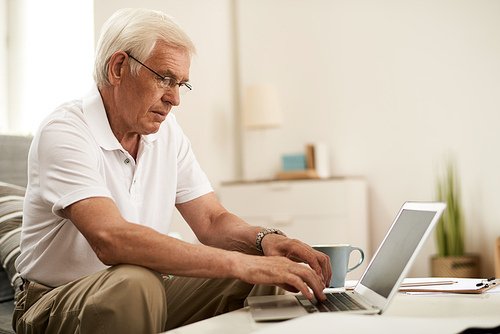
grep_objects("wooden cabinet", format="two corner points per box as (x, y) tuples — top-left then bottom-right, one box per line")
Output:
(219, 178), (369, 279)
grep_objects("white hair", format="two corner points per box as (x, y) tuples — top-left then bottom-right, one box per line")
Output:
(93, 8), (196, 87)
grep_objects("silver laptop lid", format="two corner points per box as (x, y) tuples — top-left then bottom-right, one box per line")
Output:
(354, 201), (446, 313)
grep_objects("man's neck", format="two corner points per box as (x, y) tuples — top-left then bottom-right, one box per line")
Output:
(99, 85), (141, 160)
(120, 134), (141, 160)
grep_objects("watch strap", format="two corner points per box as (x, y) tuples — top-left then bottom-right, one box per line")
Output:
(256, 228), (287, 254)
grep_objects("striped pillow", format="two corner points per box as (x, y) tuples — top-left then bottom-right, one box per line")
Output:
(0, 182), (25, 301)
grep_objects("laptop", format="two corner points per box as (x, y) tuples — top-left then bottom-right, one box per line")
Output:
(247, 201), (446, 321)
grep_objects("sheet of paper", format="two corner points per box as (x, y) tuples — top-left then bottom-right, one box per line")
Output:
(399, 278), (500, 294)
(337, 278), (500, 295)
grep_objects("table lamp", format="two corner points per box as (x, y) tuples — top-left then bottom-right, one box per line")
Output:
(242, 85), (283, 130)
(241, 84), (283, 180)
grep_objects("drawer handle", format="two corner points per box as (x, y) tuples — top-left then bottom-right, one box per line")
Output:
(269, 182), (291, 191)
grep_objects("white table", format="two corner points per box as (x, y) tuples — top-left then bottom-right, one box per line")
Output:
(165, 290), (500, 334)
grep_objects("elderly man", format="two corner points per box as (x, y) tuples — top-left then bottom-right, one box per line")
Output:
(13, 8), (330, 334)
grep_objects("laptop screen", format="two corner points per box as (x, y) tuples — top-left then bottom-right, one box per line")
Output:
(359, 209), (438, 298)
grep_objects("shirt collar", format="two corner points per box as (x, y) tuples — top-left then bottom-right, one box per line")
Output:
(82, 84), (159, 152)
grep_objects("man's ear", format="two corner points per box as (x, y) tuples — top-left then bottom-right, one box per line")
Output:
(107, 51), (128, 85)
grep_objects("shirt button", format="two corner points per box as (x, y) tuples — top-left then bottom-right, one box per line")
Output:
(124, 158), (130, 164)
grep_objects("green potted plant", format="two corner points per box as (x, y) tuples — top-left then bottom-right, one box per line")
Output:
(431, 156), (480, 277)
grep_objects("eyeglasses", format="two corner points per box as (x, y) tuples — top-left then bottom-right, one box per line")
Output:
(127, 54), (192, 95)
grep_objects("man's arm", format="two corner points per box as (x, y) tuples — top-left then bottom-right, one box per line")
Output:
(176, 192), (264, 255)
(64, 195), (328, 300)
(177, 192), (332, 295)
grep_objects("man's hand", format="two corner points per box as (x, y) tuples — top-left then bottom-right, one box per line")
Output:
(233, 253), (328, 301)
(260, 234), (332, 299)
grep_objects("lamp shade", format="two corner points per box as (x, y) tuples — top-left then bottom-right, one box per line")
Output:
(242, 85), (283, 130)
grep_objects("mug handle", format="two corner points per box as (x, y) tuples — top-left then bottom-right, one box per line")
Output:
(347, 247), (364, 272)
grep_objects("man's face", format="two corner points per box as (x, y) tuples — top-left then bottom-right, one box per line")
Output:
(112, 42), (191, 137)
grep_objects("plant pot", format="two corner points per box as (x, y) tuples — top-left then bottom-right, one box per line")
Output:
(431, 254), (481, 278)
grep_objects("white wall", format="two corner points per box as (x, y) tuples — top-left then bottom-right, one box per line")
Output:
(0, 0), (7, 132)
(94, 0), (500, 277)
(5, 0), (94, 134)
(237, 0), (500, 277)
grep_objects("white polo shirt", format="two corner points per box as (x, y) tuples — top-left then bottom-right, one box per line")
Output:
(15, 85), (213, 287)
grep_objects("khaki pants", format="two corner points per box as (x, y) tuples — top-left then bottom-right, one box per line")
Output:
(13, 264), (280, 334)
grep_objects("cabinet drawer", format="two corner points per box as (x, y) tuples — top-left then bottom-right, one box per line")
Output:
(219, 179), (348, 217)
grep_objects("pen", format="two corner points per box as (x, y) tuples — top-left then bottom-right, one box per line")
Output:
(345, 280), (458, 291)
(400, 280), (457, 288)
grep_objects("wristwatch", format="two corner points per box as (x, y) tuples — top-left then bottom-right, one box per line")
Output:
(256, 228), (287, 254)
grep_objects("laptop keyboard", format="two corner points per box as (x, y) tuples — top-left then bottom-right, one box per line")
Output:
(296, 292), (367, 313)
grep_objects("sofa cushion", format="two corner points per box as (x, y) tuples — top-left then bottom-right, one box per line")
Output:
(0, 135), (32, 188)
(0, 182), (25, 301)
